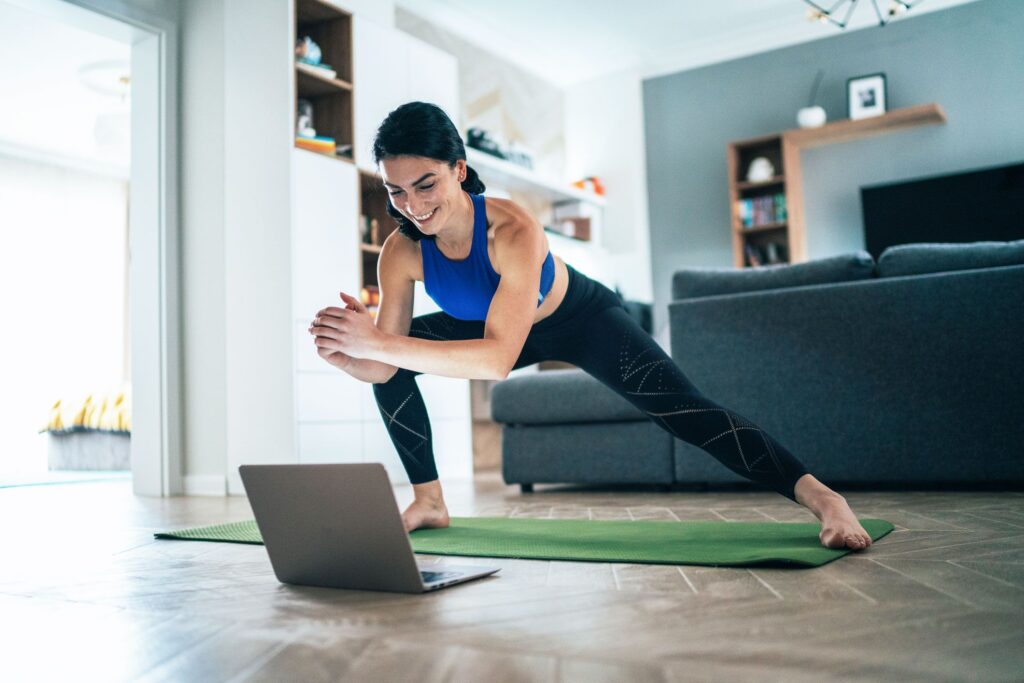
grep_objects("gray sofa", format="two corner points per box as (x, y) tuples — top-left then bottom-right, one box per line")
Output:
(491, 240), (1024, 493)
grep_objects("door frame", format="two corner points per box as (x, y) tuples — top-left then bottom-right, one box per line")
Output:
(13, 0), (182, 496)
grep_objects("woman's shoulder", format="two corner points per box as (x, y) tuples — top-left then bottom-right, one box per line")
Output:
(380, 229), (423, 281)
(483, 196), (540, 236)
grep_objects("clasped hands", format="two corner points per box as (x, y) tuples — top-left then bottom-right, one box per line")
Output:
(308, 291), (384, 365)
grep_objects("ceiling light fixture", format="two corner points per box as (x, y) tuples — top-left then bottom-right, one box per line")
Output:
(803, 0), (925, 29)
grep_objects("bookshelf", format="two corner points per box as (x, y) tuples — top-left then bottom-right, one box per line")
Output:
(728, 103), (947, 268)
(357, 170), (398, 315)
(294, 0), (353, 161)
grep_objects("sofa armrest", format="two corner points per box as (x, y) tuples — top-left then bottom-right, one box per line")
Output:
(490, 368), (648, 425)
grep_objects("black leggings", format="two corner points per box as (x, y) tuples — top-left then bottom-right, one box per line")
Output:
(372, 265), (810, 503)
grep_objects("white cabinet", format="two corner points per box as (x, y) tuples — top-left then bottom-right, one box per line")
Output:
(353, 17), (460, 173)
(291, 148), (360, 321)
(292, 13), (472, 484)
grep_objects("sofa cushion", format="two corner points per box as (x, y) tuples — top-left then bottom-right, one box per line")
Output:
(491, 369), (647, 424)
(671, 251), (875, 301)
(877, 239), (1024, 278)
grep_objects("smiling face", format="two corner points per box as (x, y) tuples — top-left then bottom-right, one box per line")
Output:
(379, 155), (468, 236)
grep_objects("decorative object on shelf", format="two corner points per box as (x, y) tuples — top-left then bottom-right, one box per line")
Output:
(295, 36), (337, 78)
(360, 214), (380, 244)
(466, 127), (534, 170)
(847, 72), (887, 120)
(467, 127), (504, 158)
(296, 98), (315, 137)
(797, 69), (827, 128)
(549, 200), (597, 242)
(295, 35), (321, 65)
(359, 285), (380, 319)
(743, 241), (788, 267)
(745, 156), (775, 182)
(571, 176), (605, 196)
(763, 241), (787, 264)
(804, 0), (925, 30)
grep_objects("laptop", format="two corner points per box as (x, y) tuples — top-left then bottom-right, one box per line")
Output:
(238, 463), (500, 593)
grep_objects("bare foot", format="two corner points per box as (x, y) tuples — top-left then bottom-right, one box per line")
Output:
(795, 474), (872, 551)
(811, 493), (873, 550)
(401, 498), (450, 533)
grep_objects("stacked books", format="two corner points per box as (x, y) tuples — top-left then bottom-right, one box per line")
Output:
(737, 193), (787, 228)
(295, 135), (336, 154)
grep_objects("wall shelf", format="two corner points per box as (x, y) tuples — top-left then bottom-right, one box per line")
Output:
(296, 63), (353, 96)
(466, 148), (606, 207)
(785, 103), (946, 150)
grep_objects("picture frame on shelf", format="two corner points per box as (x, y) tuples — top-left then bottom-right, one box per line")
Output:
(847, 72), (887, 120)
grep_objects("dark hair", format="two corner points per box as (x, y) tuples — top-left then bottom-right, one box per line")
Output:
(372, 101), (485, 241)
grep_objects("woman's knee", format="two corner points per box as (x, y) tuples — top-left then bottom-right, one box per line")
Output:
(371, 366), (415, 391)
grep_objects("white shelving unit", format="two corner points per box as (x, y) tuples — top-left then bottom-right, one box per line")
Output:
(290, 3), (472, 483)
(466, 148), (606, 208)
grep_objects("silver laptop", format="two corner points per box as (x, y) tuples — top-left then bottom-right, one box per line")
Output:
(238, 463), (500, 593)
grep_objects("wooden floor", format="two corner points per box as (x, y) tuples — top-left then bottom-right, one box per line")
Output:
(2, 472), (1023, 682)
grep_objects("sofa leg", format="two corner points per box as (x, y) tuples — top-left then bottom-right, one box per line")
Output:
(520, 483), (534, 493)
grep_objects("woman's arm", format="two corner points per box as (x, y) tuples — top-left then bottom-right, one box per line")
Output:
(369, 217), (544, 379)
(312, 204), (546, 381)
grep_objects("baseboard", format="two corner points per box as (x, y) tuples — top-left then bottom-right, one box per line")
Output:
(183, 474), (227, 496)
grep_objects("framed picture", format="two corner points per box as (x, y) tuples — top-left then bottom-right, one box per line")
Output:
(847, 73), (888, 120)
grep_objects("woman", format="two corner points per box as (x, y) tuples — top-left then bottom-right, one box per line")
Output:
(309, 102), (872, 551)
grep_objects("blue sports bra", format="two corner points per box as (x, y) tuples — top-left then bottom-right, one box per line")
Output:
(420, 192), (555, 321)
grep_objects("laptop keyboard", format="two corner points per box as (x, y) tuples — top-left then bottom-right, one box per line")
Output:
(421, 570), (462, 583)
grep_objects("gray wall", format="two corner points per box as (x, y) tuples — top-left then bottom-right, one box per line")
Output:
(643, 0), (1024, 333)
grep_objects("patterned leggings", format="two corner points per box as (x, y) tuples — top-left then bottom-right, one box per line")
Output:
(372, 265), (810, 502)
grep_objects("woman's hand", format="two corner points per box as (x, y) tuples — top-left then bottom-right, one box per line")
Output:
(308, 291), (385, 362)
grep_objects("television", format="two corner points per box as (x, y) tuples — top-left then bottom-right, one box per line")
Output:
(860, 161), (1024, 260)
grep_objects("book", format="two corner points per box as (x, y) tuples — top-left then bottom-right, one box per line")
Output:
(295, 136), (335, 154)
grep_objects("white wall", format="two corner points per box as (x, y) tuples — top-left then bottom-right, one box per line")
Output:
(330, 0), (392, 27)
(222, 0), (295, 495)
(180, 0), (295, 495)
(564, 68), (653, 303)
(180, 0), (227, 493)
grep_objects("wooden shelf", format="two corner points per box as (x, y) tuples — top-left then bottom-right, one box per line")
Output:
(737, 222), (787, 234)
(359, 243), (382, 254)
(466, 148), (606, 207)
(293, 145), (353, 163)
(296, 63), (352, 97)
(736, 176), (786, 191)
(727, 102), (947, 268)
(784, 103), (946, 149)
(297, 0), (348, 23)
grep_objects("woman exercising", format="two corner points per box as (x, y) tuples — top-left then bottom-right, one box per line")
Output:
(308, 102), (872, 551)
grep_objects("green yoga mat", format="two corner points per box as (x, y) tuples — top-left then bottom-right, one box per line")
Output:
(155, 516), (893, 568)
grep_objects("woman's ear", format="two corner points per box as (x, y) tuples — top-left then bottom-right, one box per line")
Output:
(454, 159), (467, 182)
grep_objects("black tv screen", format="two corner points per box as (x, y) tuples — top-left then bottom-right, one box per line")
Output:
(860, 161), (1024, 260)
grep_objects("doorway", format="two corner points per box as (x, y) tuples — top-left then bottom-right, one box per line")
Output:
(0, 0), (180, 496)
